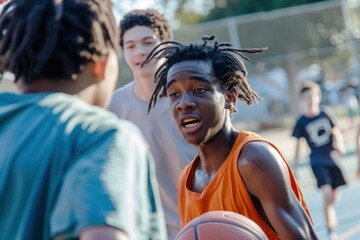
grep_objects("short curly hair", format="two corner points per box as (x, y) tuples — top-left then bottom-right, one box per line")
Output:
(119, 8), (173, 49)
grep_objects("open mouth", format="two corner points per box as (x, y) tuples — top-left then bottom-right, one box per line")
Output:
(182, 118), (201, 128)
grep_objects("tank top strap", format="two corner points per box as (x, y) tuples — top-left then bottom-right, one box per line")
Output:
(232, 130), (265, 154)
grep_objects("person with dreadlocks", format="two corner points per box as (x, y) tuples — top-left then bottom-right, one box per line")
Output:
(107, 8), (196, 239)
(143, 35), (318, 239)
(0, 0), (166, 240)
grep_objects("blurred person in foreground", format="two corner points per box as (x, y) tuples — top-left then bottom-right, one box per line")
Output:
(107, 8), (196, 239)
(0, 0), (166, 239)
(143, 35), (318, 240)
(292, 81), (347, 240)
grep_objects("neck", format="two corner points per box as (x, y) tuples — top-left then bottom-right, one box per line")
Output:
(305, 106), (320, 117)
(18, 78), (77, 94)
(196, 122), (238, 174)
(132, 75), (156, 101)
(18, 76), (101, 106)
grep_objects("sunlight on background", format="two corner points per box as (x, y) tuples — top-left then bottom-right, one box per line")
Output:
(111, 0), (209, 28)
(112, 0), (158, 23)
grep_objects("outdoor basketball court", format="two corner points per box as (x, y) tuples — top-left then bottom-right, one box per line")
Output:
(302, 155), (360, 240)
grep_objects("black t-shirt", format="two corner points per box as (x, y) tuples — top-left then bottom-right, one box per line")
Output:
(292, 107), (336, 166)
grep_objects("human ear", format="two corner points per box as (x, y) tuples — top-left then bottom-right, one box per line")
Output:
(225, 87), (238, 112)
(92, 53), (109, 82)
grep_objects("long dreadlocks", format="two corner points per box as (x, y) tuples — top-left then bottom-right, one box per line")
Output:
(143, 35), (267, 113)
(0, 0), (119, 84)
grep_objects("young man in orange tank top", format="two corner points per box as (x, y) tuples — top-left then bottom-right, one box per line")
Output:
(143, 35), (318, 239)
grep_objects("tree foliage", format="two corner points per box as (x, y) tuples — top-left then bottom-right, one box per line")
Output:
(170, 0), (331, 26)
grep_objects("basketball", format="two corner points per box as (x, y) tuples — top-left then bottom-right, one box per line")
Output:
(175, 211), (269, 240)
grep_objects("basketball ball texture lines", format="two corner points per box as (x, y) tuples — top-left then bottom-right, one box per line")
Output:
(175, 211), (269, 240)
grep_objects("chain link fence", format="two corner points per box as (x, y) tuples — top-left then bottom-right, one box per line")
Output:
(114, 0), (360, 126)
(171, 0), (360, 126)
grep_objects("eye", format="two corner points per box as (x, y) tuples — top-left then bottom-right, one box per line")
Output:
(168, 92), (179, 98)
(125, 44), (134, 50)
(194, 88), (207, 94)
(145, 40), (156, 46)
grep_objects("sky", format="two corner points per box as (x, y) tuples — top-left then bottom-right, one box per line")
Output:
(111, 0), (208, 28)
(112, 0), (161, 23)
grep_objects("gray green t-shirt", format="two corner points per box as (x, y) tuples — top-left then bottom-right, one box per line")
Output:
(0, 92), (166, 240)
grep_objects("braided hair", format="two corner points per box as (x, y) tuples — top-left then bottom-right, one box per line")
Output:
(0, 0), (119, 84)
(143, 35), (267, 113)
(119, 8), (173, 49)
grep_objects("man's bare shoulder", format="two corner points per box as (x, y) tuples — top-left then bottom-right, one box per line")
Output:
(238, 141), (277, 168)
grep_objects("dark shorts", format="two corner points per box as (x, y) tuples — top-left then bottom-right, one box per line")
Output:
(311, 164), (347, 189)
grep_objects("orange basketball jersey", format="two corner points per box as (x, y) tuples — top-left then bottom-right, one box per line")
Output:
(178, 130), (312, 240)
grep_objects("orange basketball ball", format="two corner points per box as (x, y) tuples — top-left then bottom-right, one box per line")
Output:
(175, 211), (269, 240)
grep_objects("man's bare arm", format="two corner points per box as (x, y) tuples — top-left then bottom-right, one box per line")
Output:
(238, 141), (318, 240)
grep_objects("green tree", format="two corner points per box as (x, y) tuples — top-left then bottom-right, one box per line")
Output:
(165, 0), (331, 26)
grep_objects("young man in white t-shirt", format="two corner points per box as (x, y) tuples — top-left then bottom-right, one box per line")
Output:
(108, 9), (196, 239)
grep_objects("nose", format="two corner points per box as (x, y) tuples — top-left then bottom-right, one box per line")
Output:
(176, 92), (196, 111)
(309, 96), (317, 104)
(134, 45), (147, 56)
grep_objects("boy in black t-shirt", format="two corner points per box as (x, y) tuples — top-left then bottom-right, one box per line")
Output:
(292, 81), (347, 240)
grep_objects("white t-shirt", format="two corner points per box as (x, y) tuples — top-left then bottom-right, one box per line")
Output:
(108, 82), (197, 239)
